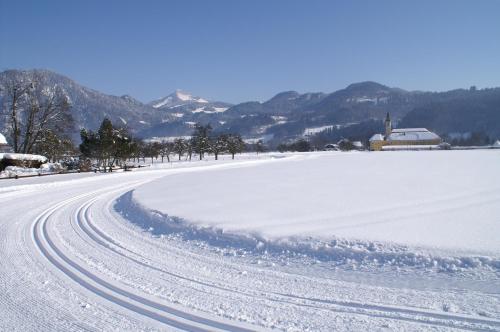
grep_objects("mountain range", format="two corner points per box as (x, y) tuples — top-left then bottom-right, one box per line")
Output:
(1, 69), (499, 146)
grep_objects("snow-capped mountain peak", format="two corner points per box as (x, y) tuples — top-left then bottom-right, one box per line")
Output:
(174, 89), (208, 103)
(151, 89), (209, 109)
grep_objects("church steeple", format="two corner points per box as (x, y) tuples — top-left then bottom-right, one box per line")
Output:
(385, 112), (392, 138)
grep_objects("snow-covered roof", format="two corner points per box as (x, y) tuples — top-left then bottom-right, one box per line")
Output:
(352, 141), (363, 147)
(369, 134), (384, 142)
(387, 128), (440, 141)
(0, 153), (47, 162)
(0, 133), (7, 145)
(493, 140), (500, 147)
(391, 128), (428, 133)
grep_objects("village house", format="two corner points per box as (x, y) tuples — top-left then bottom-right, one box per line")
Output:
(369, 113), (442, 151)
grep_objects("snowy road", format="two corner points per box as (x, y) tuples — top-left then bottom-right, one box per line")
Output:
(1, 154), (500, 331)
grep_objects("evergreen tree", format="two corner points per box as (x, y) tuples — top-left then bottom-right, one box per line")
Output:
(33, 129), (75, 162)
(79, 118), (136, 170)
(97, 118), (115, 167)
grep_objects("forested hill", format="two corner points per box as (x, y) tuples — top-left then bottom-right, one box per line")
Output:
(1, 69), (499, 145)
(399, 87), (500, 138)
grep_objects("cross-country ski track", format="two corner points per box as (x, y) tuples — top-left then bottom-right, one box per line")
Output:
(1, 153), (499, 331)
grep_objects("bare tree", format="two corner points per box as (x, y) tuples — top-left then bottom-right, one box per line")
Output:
(210, 134), (227, 160)
(2, 72), (73, 154)
(226, 134), (245, 159)
(173, 138), (187, 160)
(186, 139), (193, 161)
(191, 124), (212, 160)
(144, 142), (161, 163)
(2, 77), (33, 152)
(254, 139), (266, 154)
(159, 141), (173, 162)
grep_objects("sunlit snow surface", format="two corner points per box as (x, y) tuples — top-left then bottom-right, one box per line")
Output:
(134, 150), (500, 255)
(1, 151), (500, 331)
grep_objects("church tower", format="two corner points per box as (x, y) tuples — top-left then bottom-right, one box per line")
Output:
(385, 112), (392, 138)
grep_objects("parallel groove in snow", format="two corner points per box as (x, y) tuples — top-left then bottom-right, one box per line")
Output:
(31, 184), (254, 332)
(77, 192), (500, 330)
(1, 154), (499, 331)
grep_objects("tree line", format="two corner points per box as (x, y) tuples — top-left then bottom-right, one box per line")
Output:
(1, 74), (252, 169)
(79, 119), (248, 170)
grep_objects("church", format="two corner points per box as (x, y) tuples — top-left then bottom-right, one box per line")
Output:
(369, 113), (442, 151)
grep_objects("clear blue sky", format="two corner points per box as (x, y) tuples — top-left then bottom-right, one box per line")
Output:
(1, 0), (499, 103)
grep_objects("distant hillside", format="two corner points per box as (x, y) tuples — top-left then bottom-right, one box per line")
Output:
(303, 82), (419, 123)
(0, 69), (160, 139)
(399, 88), (500, 138)
(252, 82), (500, 144)
(1, 69), (499, 145)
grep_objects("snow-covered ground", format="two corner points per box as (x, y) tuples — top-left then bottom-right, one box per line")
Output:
(133, 150), (500, 255)
(1, 151), (499, 331)
(303, 125), (334, 136)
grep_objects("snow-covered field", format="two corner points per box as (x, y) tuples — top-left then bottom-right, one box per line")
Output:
(1, 151), (499, 331)
(134, 150), (500, 255)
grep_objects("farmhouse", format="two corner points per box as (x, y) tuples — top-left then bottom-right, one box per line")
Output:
(0, 133), (12, 153)
(370, 113), (442, 151)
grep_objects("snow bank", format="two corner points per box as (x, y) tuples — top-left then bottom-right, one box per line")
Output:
(117, 191), (500, 272)
(0, 163), (63, 178)
(1, 166), (41, 178)
(127, 150), (500, 272)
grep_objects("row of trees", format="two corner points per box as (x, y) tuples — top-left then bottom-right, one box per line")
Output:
(276, 137), (364, 152)
(0, 75), (250, 165)
(441, 132), (494, 146)
(78, 120), (249, 169)
(190, 124), (246, 160)
(277, 139), (311, 152)
(79, 118), (138, 168)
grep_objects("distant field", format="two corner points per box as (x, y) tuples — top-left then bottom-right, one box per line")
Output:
(133, 150), (500, 255)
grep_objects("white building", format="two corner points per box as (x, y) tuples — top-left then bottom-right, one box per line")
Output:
(370, 113), (442, 151)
